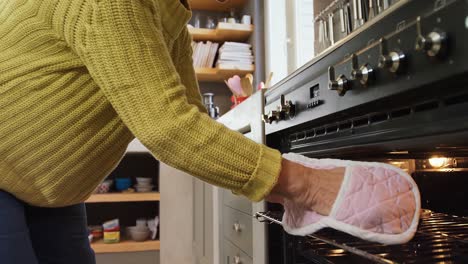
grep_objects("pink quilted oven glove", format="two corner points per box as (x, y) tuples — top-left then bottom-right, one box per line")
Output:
(281, 153), (421, 245)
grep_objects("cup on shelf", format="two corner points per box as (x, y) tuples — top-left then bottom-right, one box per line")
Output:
(193, 13), (201, 28)
(241, 15), (251, 25)
(93, 179), (113, 194)
(136, 218), (148, 230)
(115, 178), (132, 191)
(206, 16), (216, 29)
(218, 17), (228, 23)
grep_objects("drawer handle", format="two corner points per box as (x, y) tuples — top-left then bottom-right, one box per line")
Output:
(234, 255), (242, 264)
(233, 222), (242, 233)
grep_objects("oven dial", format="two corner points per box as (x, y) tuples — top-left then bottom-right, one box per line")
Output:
(415, 16), (447, 58)
(328, 66), (351, 96)
(378, 38), (406, 73)
(262, 94), (295, 124)
(350, 54), (374, 86)
(262, 110), (280, 124)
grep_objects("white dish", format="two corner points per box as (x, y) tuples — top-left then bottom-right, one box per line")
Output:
(126, 226), (150, 242)
(134, 184), (154, 193)
(136, 177), (152, 185)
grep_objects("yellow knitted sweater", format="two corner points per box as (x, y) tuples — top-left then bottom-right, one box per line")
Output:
(0, 0), (281, 207)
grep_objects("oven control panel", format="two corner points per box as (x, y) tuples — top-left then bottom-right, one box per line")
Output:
(264, 0), (468, 135)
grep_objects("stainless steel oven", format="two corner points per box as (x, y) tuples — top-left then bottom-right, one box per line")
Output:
(257, 0), (468, 262)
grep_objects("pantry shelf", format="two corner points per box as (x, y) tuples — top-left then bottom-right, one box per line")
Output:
(196, 66), (254, 82)
(188, 0), (247, 11)
(86, 192), (160, 203)
(91, 239), (160, 253)
(189, 23), (253, 42)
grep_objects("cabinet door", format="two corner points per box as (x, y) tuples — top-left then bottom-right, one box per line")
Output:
(223, 239), (253, 264)
(217, 90), (268, 264)
(193, 179), (214, 264)
(160, 163), (194, 264)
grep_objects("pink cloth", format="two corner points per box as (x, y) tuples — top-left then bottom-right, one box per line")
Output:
(281, 153), (421, 245)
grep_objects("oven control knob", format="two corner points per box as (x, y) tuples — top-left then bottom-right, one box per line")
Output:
(415, 16), (447, 58)
(262, 94), (295, 124)
(328, 66), (350, 96)
(378, 38), (406, 73)
(262, 110), (280, 124)
(350, 54), (374, 86)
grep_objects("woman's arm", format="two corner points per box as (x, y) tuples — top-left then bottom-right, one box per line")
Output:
(67, 0), (281, 201)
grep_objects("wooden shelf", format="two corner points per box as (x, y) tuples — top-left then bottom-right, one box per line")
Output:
(189, 23), (253, 42)
(86, 192), (160, 203)
(196, 66), (254, 82)
(189, 0), (247, 11)
(91, 239), (160, 253)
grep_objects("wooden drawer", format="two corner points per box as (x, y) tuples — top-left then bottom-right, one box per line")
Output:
(223, 206), (253, 257)
(223, 189), (252, 214)
(222, 239), (253, 264)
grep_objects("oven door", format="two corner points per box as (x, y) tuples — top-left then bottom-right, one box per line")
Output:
(259, 93), (468, 264)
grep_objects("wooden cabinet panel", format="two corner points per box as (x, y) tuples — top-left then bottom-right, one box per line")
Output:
(223, 206), (253, 257)
(223, 189), (252, 214)
(223, 239), (253, 264)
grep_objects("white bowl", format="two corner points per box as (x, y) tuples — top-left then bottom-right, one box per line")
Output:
(134, 184), (154, 193)
(126, 226), (150, 242)
(136, 177), (152, 185)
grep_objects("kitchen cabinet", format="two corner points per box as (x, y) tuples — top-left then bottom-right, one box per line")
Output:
(161, 1), (267, 263)
(215, 89), (268, 264)
(86, 151), (160, 264)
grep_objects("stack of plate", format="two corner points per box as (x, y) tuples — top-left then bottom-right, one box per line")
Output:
(134, 177), (154, 193)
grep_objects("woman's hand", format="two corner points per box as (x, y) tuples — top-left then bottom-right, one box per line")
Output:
(266, 158), (345, 216)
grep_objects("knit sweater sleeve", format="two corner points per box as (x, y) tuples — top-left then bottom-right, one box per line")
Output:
(70, 0), (281, 201)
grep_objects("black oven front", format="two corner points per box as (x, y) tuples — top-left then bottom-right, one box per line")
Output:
(259, 0), (468, 263)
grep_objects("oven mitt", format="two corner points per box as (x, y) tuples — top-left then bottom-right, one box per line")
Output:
(281, 153), (421, 245)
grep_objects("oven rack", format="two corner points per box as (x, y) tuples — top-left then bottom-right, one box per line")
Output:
(255, 211), (468, 263)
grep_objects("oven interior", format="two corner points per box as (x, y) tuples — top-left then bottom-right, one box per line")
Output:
(262, 157), (468, 264)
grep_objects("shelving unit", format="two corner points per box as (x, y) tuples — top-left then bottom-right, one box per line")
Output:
(86, 192), (160, 203)
(196, 66), (254, 82)
(91, 240), (160, 253)
(85, 153), (160, 264)
(189, 0), (247, 11)
(189, 23), (253, 42)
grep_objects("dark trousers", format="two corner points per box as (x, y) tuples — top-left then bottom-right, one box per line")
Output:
(0, 191), (95, 264)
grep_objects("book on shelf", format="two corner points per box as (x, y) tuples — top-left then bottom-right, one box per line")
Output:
(216, 62), (254, 71)
(218, 53), (254, 59)
(217, 58), (253, 64)
(216, 41), (254, 70)
(222, 41), (252, 48)
(192, 41), (219, 68)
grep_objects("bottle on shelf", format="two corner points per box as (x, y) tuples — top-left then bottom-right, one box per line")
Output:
(203, 93), (220, 119)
